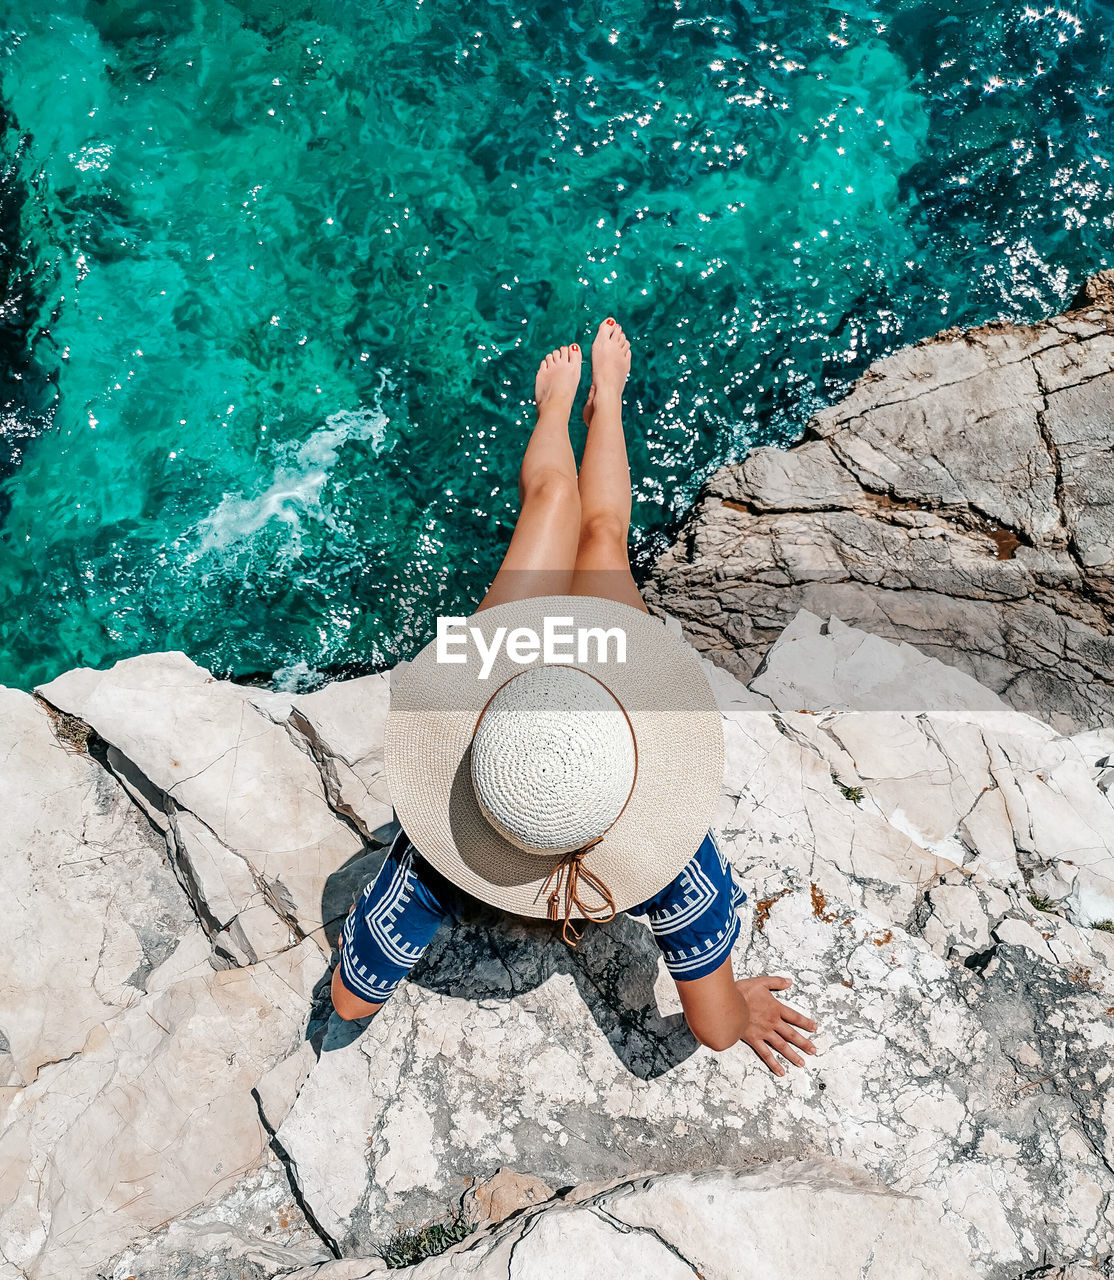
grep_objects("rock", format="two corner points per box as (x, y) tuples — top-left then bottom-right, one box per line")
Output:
(0, 688), (197, 1087)
(281, 1262), (386, 1279)
(0, 657), (406, 1280)
(35, 651), (367, 962)
(286, 672), (395, 843)
(549, 1162), (978, 1280)
(749, 609), (1006, 714)
(459, 1168), (555, 1228)
(1070, 727), (1114, 799)
(1072, 268), (1114, 309)
(919, 877), (996, 963)
(992, 916), (1057, 962)
(7, 612), (1113, 1276)
(645, 271), (1114, 734)
(265, 618), (1114, 1278)
(255, 1040), (320, 1135)
(101, 1154), (331, 1280)
(739, 610), (1114, 928)
(282, 1161), (980, 1279)
(0, 933), (322, 1279)
(0, 688), (336, 1279)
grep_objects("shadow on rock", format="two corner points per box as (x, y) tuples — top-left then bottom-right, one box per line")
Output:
(308, 825), (697, 1080)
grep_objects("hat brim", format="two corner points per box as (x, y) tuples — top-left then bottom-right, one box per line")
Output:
(384, 595), (724, 919)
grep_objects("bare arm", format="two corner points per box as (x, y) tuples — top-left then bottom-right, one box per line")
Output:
(675, 957), (818, 1075)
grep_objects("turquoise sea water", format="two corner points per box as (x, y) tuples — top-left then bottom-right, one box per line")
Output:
(1, 1), (1111, 691)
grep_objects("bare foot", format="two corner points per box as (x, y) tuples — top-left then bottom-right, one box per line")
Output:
(583, 318), (631, 426)
(534, 344), (582, 418)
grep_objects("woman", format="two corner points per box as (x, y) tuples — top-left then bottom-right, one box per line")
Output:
(331, 318), (818, 1079)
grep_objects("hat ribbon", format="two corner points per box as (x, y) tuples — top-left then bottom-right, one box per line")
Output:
(543, 836), (617, 946)
(471, 664), (634, 946)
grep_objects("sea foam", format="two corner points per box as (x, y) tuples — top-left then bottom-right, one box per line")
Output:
(188, 404), (390, 565)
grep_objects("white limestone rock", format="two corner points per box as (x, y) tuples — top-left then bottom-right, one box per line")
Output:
(646, 272), (1114, 733)
(7, 610), (1114, 1279)
(35, 651), (365, 959)
(102, 1153), (331, 1280)
(0, 936), (322, 1280)
(275, 868), (1114, 1278)
(714, 693), (961, 928)
(458, 1167), (555, 1228)
(750, 610), (1008, 715)
(286, 672), (395, 842)
(0, 688), (197, 1087)
(919, 878), (997, 962)
(744, 610), (1114, 930)
(279, 1162), (980, 1279)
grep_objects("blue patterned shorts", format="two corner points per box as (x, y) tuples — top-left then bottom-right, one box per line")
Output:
(338, 827), (746, 1006)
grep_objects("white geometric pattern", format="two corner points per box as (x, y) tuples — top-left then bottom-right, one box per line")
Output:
(339, 913), (397, 1003)
(339, 832), (438, 1003)
(656, 913), (741, 978)
(644, 831), (745, 979)
(363, 847), (432, 969)
(646, 857), (719, 935)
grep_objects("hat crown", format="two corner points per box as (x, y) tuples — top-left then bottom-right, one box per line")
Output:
(470, 665), (636, 855)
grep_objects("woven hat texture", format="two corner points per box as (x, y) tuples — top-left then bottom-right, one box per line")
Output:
(470, 665), (636, 855)
(384, 595), (724, 919)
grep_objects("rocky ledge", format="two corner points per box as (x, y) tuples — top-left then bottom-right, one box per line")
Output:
(2, 278), (1114, 1280)
(646, 270), (1114, 734)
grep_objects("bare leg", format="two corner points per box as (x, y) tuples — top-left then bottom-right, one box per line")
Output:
(570, 319), (647, 613)
(476, 344), (583, 612)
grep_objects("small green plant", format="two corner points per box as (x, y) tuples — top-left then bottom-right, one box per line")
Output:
(1027, 893), (1059, 913)
(1092, 919), (1114, 934)
(381, 1215), (473, 1268)
(832, 773), (864, 805)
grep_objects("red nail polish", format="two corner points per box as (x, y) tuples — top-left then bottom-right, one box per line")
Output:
(606, 318), (614, 325)
(571, 343), (578, 351)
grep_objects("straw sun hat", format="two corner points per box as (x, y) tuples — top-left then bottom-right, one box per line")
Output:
(384, 595), (724, 943)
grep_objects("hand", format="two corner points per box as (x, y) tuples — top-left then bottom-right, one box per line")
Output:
(736, 975), (818, 1077)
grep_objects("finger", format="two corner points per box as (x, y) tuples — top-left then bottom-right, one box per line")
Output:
(779, 1026), (818, 1056)
(768, 1033), (806, 1069)
(765, 975), (793, 990)
(752, 1041), (786, 1078)
(782, 1005), (818, 1033)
